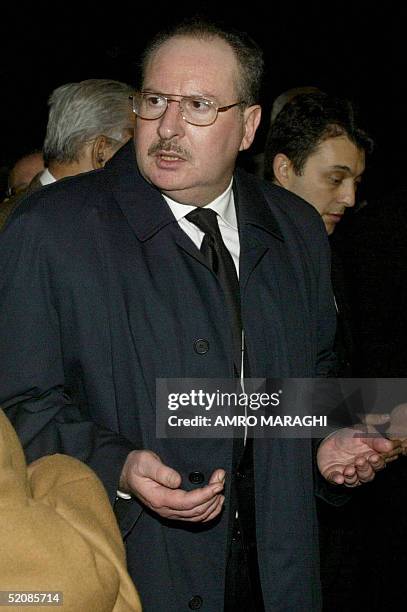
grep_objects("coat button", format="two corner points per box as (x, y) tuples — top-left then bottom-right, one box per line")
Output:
(189, 471), (205, 484)
(188, 595), (203, 610)
(194, 339), (209, 354)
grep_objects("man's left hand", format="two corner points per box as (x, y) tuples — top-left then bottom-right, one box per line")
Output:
(317, 427), (402, 487)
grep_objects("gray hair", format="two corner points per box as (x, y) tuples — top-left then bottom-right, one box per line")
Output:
(43, 79), (134, 164)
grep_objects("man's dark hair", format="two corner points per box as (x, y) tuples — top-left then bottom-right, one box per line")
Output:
(140, 18), (264, 106)
(264, 92), (374, 181)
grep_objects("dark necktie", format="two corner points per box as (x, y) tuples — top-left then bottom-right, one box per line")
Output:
(186, 207), (242, 374)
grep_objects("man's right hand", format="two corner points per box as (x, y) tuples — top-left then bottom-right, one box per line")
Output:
(119, 450), (225, 523)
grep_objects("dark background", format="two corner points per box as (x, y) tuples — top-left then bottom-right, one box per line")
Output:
(0, 4), (404, 201)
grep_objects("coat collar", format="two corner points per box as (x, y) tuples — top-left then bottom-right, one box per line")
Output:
(233, 168), (284, 243)
(105, 141), (176, 242)
(105, 141), (285, 244)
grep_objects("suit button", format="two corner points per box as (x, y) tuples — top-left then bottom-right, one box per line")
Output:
(194, 339), (209, 354)
(188, 596), (203, 610)
(189, 471), (205, 484)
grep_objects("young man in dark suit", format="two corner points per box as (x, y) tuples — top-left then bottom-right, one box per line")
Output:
(263, 92), (383, 610)
(264, 92), (373, 375)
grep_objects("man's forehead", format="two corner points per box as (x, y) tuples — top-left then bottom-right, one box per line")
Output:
(143, 36), (239, 95)
(309, 136), (366, 172)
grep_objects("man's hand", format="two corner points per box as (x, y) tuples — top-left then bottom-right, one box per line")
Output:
(317, 427), (402, 487)
(119, 450), (225, 522)
(386, 403), (407, 453)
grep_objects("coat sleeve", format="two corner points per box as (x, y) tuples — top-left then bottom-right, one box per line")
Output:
(0, 199), (134, 506)
(312, 228), (352, 504)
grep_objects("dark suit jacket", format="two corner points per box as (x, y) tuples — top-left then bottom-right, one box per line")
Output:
(0, 142), (337, 611)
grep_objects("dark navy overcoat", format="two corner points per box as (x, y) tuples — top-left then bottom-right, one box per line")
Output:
(0, 142), (338, 611)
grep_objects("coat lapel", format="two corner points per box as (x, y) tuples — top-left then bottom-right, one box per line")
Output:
(234, 168), (285, 293)
(105, 143), (287, 277)
(105, 141), (175, 241)
(105, 141), (223, 270)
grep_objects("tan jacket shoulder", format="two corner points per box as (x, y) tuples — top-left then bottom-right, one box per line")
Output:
(0, 409), (142, 612)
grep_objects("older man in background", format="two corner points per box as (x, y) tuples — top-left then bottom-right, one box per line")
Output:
(40, 79), (134, 184)
(0, 79), (134, 230)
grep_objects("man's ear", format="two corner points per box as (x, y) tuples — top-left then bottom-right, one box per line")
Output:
(273, 153), (293, 187)
(239, 105), (262, 151)
(91, 135), (109, 169)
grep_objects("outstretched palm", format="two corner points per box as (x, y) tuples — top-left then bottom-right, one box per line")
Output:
(317, 427), (400, 487)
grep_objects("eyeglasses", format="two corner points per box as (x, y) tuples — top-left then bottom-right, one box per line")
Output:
(129, 92), (245, 126)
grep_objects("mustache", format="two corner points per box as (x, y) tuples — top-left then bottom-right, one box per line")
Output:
(148, 140), (191, 161)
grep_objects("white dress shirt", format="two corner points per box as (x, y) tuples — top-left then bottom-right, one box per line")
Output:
(162, 179), (240, 277)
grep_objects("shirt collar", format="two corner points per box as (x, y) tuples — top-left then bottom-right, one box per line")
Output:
(39, 168), (57, 186)
(162, 178), (237, 229)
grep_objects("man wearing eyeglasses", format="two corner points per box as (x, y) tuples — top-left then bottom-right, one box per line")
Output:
(0, 19), (397, 612)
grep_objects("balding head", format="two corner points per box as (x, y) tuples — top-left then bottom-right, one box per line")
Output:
(270, 86), (321, 124)
(8, 152), (44, 197)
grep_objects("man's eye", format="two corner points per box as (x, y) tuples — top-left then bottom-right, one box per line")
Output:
(189, 99), (211, 113)
(329, 176), (342, 185)
(145, 95), (165, 107)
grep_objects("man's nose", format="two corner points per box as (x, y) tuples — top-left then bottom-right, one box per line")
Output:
(157, 100), (186, 140)
(340, 182), (356, 208)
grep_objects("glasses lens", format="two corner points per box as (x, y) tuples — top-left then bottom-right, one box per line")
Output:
(182, 98), (216, 125)
(135, 93), (167, 119)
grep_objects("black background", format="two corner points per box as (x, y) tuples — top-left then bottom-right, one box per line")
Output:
(0, 3), (404, 200)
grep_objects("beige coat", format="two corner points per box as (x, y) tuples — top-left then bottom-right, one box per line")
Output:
(0, 409), (141, 611)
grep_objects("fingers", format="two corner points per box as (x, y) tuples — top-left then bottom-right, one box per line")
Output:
(325, 451), (388, 487)
(340, 463), (362, 487)
(167, 493), (225, 522)
(208, 468), (226, 485)
(382, 444), (402, 460)
(120, 450), (183, 494)
(326, 467), (367, 488)
(137, 451), (182, 489)
(122, 451), (226, 522)
(354, 454), (383, 483)
(203, 496), (225, 523)
(359, 413), (390, 426)
(365, 435), (397, 454)
(325, 470), (349, 486)
(162, 474), (226, 522)
(141, 479), (224, 514)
